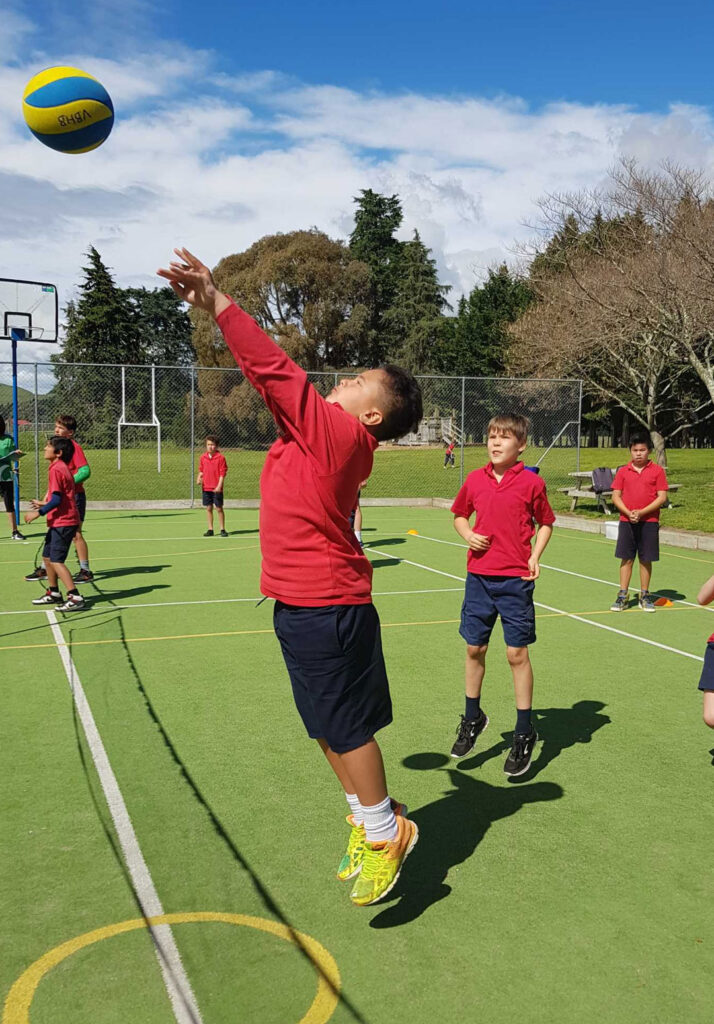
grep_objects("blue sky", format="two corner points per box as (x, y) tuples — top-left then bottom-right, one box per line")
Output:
(3, 0), (714, 366)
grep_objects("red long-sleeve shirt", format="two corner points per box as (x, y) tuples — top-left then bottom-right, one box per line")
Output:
(216, 302), (377, 605)
(199, 451), (228, 490)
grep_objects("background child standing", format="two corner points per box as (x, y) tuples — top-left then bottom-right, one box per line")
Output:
(197, 436), (228, 537)
(450, 414), (555, 776)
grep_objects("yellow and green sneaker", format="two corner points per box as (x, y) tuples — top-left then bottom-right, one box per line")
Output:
(337, 815), (366, 881)
(336, 801), (407, 882)
(350, 814), (419, 907)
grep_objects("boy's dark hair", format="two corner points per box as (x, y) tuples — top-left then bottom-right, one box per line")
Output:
(0, 415), (5, 435)
(375, 365), (423, 442)
(50, 436), (75, 464)
(205, 435), (219, 445)
(629, 431), (653, 450)
(488, 414), (530, 444)
(56, 414), (77, 433)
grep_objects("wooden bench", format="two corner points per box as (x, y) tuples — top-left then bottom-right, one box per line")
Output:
(558, 483), (680, 513)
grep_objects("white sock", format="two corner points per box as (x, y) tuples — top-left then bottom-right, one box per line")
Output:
(354, 530), (362, 542)
(362, 796), (398, 844)
(345, 792), (363, 825)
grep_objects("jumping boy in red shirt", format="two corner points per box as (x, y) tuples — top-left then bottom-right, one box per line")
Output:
(24, 436), (84, 612)
(159, 248), (422, 907)
(197, 435), (228, 536)
(609, 432), (668, 613)
(450, 414), (555, 776)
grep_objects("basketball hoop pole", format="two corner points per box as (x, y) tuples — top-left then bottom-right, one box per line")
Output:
(9, 328), (25, 523)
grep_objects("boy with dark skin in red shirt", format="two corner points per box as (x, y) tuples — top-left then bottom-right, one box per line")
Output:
(610, 432), (668, 613)
(450, 415), (555, 775)
(159, 248), (422, 907)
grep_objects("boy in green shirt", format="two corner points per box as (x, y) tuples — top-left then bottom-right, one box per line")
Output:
(0, 415), (25, 540)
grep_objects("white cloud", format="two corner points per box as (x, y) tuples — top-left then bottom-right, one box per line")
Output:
(3, 38), (714, 371)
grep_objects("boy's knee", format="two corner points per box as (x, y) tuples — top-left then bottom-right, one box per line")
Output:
(466, 643), (488, 659)
(506, 645), (529, 666)
(703, 706), (714, 729)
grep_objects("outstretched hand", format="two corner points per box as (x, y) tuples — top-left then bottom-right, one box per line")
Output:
(156, 248), (230, 318)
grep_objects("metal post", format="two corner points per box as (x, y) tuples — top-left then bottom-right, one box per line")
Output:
(34, 363), (39, 497)
(117, 365), (125, 470)
(11, 332), (20, 522)
(576, 380), (583, 471)
(190, 368), (195, 506)
(152, 365), (161, 473)
(459, 376), (466, 486)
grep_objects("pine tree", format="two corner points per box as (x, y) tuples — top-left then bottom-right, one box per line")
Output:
(384, 230), (451, 372)
(57, 247), (138, 364)
(349, 189), (405, 363)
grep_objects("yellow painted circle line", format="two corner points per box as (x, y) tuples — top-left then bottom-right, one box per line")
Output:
(2, 912), (340, 1024)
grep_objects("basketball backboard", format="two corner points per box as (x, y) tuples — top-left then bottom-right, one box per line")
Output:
(0, 277), (58, 342)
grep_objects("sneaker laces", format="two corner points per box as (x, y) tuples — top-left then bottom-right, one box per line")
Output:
(455, 715), (475, 741)
(511, 732), (529, 759)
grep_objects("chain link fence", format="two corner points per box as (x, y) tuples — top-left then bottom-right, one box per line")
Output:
(2, 361), (582, 504)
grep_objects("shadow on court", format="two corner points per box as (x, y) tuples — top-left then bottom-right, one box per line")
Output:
(88, 584), (172, 603)
(655, 587), (687, 601)
(369, 754), (562, 929)
(91, 564), (171, 581)
(457, 700), (611, 782)
(368, 537), (406, 547)
(370, 558), (402, 569)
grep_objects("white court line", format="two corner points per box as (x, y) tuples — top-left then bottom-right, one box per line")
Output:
(0, 587), (462, 618)
(404, 530), (714, 613)
(365, 547), (704, 663)
(45, 610), (204, 1024)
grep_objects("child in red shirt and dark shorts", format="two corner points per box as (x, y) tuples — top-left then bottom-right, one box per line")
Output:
(197, 435), (228, 536)
(696, 576), (714, 736)
(450, 414), (555, 776)
(159, 248), (423, 907)
(24, 436), (84, 612)
(610, 432), (668, 614)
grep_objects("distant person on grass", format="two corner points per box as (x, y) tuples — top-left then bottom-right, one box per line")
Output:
(609, 432), (668, 614)
(450, 414), (555, 776)
(444, 440), (456, 468)
(158, 247), (423, 908)
(24, 436), (84, 612)
(696, 575), (714, 735)
(197, 435), (228, 536)
(0, 414), (25, 540)
(24, 414), (93, 584)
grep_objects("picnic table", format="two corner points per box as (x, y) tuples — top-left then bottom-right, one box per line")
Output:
(558, 470), (680, 513)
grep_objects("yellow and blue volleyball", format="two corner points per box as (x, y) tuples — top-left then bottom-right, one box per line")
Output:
(22, 66), (114, 154)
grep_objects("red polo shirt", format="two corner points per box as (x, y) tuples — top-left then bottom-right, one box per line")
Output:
(612, 461), (668, 522)
(451, 461), (556, 577)
(45, 460), (80, 527)
(216, 302), (376, 606)
(68, 439), (89, 494)
(199, 451), (228, 491)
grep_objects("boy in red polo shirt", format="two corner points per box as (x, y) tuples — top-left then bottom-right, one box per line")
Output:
(197, 435), (228, 536)
(158, 247), (422, 907)
(696, 575), (714, 735)
(24, 436), (84, 612)
(450, 414), (555, 775)
(609, 432), (668, 613)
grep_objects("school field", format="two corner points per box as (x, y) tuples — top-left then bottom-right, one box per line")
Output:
(2, 507), (712, 1024)
(12, 441), (714, 532)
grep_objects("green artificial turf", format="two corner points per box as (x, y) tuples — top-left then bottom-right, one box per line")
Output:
(1, 508), (713, 1023)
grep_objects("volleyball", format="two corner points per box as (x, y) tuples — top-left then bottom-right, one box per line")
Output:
(22, 66), (114, 154)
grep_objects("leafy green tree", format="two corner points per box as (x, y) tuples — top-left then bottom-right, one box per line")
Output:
(435, 264), (532, 376)
(349, 189), (405, 363)
(383, 230), (450, 372)
(124, 286), (195, 365)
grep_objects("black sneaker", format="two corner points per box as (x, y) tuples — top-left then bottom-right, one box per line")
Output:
(24, 566), (47, 582)
(450, 710), (489, 759)
(32, 588), (63, 605)
(12, 531), (26, 541)
(72, 568), (94, 583)
(610, 589), (628, 612)
(204, 529), (214, 537)
(504, 727), (538, 776)
(220, 529), (228, 537)
(639, 591), (656, 613)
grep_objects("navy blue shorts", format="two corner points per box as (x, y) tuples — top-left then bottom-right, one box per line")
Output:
(273, 601), (393, 753)
(460, 572), (536, 648)
(75, 491), (86, 523)
(698, 642), (714, 691)
(1, 480), (13, 513)
(202, 489), (224, 508)
(615, 521), (659, 562)
(43, 525), (77, 564)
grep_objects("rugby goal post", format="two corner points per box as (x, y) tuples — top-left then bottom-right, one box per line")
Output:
(117, 364), (162, 472)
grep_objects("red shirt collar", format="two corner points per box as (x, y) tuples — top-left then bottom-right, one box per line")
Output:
(626, 459), (652, 472)
(484, 460), (525, 480)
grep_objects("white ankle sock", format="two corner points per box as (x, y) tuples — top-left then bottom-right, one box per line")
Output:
(362, 796), (398, 843)
(345, 792), (363, 825)
(355, 531), (362, 542)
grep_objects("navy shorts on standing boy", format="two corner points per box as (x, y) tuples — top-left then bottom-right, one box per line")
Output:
(615, 521), (659, 562)
(202, 489), (224, 507)
(698, 642), (714, 691)
(273, 601), (393, 753)
(43, 525), (78, 564)
(460, 572), (536, 648)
